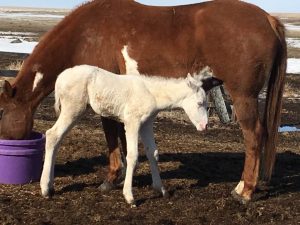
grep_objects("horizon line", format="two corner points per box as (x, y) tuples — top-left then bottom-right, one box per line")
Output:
(0, 4), (299, 13)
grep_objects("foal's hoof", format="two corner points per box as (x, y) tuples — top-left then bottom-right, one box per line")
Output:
(231, 190), (250, 205)
(130, 202), (137, 208)
(99, 181), (116, 193)
(41, 188), (55, 199)
(126, 199), (137, 208)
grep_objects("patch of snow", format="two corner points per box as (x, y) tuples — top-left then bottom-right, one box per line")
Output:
(0, 31), (37, 36)
(0, 37), (37, 54)
(0, 12), (64, 19)
(287, 58), (300, 74)
(285, 23), (300, 31)
(279, 126), (300, 132)
(287, 38), (300, 48)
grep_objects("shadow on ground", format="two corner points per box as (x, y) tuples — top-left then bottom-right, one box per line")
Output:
(54, 151), (300, 196)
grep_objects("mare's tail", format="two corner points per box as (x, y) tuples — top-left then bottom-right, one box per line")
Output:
(262, 15), (287, 181)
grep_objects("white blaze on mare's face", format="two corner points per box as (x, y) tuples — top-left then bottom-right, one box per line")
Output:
(32, 72), (44, 92)
(121, 45), (140, 75)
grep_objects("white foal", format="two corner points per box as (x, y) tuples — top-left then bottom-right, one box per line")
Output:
(40, 65), (221, 206)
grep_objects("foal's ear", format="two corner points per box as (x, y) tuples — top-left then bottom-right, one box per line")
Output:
(202, 77), (223, 92)
(186, 73), (199, 91)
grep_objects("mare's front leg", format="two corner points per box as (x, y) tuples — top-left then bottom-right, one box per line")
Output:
(40, 110), (79, 197)
(140, 118), (167, 197)
(100, 118), (125, 191)
(123, 120), (140, 207)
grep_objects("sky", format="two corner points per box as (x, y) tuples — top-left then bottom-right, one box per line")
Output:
(0, 0), (299, 13)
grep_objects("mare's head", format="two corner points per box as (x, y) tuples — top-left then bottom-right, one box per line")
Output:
(0, 80), (33, 139)
(181, 67), (222, 131)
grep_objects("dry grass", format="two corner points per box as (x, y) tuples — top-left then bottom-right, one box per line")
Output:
(5, 61), (23, 70)
(0, 61), (21, 84)
(283, 81), (295, 97)
(0, 77), (15, 84)
(288, 47), (300, 58)
(273, 13), (300, 19)
(286, 30), (300, 39)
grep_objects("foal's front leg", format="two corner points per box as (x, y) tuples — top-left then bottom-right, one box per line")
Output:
(40, 110), (79, 197)
(140, 119), (167, 197)
(123, 121), (140, 207)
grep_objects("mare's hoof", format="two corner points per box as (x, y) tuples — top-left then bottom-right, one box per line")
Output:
(41, 188), (55, 199)
(99, 181), (116, 193)
(152, 185), (169, 198)
(231, 190), (250, 205)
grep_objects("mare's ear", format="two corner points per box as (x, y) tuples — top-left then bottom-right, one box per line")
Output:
(0, 80), (14, 98)
(186, 73), (198, 91)
(202, 77), (223, 92)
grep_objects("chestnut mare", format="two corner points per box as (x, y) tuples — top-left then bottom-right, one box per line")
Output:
(0, 0), (286, 203)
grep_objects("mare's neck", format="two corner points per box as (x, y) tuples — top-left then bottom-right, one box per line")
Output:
(12, 28), (72, 109)
(141, 76), (191, 110)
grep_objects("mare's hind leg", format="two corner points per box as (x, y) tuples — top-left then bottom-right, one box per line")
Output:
(140, 118), (168, 197)
(40, 107), (81, 197)
(230, 96), (263, 203)
(100, 118), (125, 191)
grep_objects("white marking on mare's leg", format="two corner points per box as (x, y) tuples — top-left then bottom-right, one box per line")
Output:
(32, 72), (44, 92)
(121, 45), (140, 75)
(234, 180), (245, 195)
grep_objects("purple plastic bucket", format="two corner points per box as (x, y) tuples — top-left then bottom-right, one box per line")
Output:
(0, 131), (45, 184)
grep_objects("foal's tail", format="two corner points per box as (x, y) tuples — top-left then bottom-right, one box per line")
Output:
(262, 16), (287, 181)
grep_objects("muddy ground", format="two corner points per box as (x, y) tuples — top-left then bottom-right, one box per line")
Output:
(0, 9), (299, 225)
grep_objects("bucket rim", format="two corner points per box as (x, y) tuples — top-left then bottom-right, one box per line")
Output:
(0, 131), (45, 146)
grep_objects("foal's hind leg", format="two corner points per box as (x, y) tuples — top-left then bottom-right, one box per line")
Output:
(140, 118), (168, 197)
(123, 120), (140, 206)
(230, 96), (263, 203)
(40, 108), (81, 197)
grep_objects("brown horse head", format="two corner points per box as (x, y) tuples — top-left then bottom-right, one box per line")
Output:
(0, 80), (33, 139)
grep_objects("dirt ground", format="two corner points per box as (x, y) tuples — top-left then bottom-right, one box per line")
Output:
(0, 9), (299, 225)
